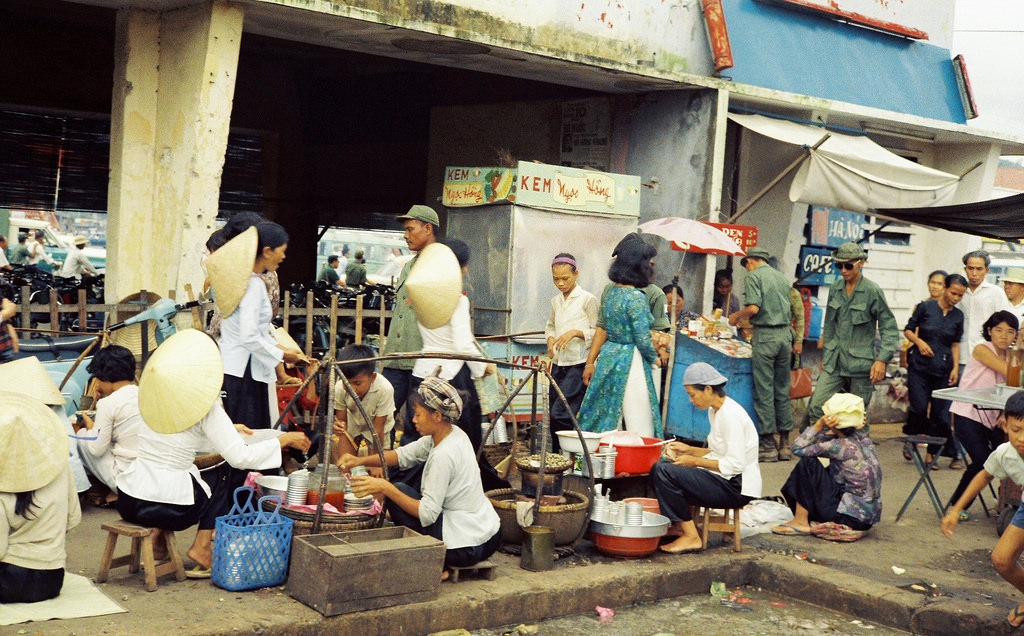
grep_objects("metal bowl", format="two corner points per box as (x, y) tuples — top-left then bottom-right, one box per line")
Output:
(255, 475), (288, 500)
(589, 511), (670, 539)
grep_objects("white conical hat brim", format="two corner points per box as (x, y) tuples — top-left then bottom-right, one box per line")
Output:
(0, 356), (66, 406)
(206, 226), (258, 318)
(138, 329), (223, 434)
(273, 327), (302, 354)
(106, 292), (162, 359)
(0, 391), (67, 492)
(406, 243), (462, 330)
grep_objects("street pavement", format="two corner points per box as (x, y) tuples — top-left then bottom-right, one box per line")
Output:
(15, 423), (1016, 636)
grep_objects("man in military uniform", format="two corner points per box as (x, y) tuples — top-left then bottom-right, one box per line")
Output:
(381, 205), (439, 445)
(729, 247), (794, 462)
(806, 242), (899, 433)
(345, 250), (368, 288)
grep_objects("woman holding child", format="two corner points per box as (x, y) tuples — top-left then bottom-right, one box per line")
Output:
(338, 377), (501, 579)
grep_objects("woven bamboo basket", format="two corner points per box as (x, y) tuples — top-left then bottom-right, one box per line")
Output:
(259, 499), (381, 536)
(486, 488), (589, 546)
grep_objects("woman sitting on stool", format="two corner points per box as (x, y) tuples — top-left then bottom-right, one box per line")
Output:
(338, 376), (502, 580)
(651, 362), (761, 554)
(771, 393), (881, 542)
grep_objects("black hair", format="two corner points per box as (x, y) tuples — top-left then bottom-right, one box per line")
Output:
(612, 233), (645, 257)
(662, 284), (684, 298)
(256, 221), (289, 253)
(1006, 391), (1024, 421)
(87, 345), (137, 383)
(928, 269), (948, 281)
(608, 239), (656, 287)
(337, 344), (377, 379)
(17, 233), (27, 243)
(223, 212), (266, 240)
(552, 252), (578, 273)
(944, 273), (968, 289)
(689, 383), (727, 397)
(205, 229), (226, 253)
(443, 238), (471, 268)
(15, 492), (36, 519)
(981, 310), (1019, 342)
(962, 249), (991, 267)
(327, 255), (339, 265)
(714, 269), (733, 286)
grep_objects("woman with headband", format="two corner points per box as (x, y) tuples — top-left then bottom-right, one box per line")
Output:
(338, 377), (501, 580)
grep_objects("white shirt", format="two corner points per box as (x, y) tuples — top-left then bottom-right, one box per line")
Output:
(77, 384), (142, 486)
(220, 275), (283, 384)
(0, 465), (80, 571)
(544, 284), (598, 366)
(1008, 298), (1024, 332)
(396, 426), (500, 549)
(0, 248), (9, 268)
(959, 281), (1012, 356)
(117, 400), (283, 505)
(705, 397), (762, 498)
(984, 442), (1024, 488)
(413, 295), (486, 380)
(26, 239), (55, 266)
(333, 373), (396, 447)
(59, 245), (97, 279)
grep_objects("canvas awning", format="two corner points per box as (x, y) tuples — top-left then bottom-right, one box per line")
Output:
(873, 191), (1024, 241)
(729, 114), (961, 213)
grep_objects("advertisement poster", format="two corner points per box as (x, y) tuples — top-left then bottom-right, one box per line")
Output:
(560, 99), (612, 171)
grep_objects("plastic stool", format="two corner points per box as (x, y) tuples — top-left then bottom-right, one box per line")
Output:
(697, 507), (741, 552)
(96, 520), (186, 592)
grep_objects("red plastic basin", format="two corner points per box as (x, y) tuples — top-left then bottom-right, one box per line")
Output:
(592, 532), (660, 558)
(602, 437), (663, 475)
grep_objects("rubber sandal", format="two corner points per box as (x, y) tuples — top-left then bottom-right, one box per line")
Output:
(949, 459), (965, 470)
(958, 510), (969, 522)
(1006, 604), (1024, 630)
(902, 441), (913, 461)
(185, 565), (211, 579)
(771, 523), (810, 536)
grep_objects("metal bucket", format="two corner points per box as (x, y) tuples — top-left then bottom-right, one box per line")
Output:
(520, 525), (554, 571)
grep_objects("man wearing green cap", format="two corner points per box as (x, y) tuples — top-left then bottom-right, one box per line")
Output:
(806, 242), (899, 431)
(383, 205), (440, 445)
(729, 246), (794, 462)
(345, 250), (367, 288)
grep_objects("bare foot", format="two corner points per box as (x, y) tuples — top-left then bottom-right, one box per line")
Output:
(441, 569), (451, 582)
(660, 536), (703, 554)
(187, 546), (212, 570)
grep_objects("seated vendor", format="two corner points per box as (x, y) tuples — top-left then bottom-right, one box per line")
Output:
(337, 376), (501, 580)
(771, 393), (881, 542)
(115, 329), (310, 578)
(651, 362), (761, 554)
(332, 344), (396, 457)
(0, 391), (81, 603)
(74, 345), (142, 505)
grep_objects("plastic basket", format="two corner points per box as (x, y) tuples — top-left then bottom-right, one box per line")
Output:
(212, 487), (294, 591)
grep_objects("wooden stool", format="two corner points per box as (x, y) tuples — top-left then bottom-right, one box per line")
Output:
(448, 560), (497, 583)
(96, 521), (186, 592)
(697, 507), (742, 552)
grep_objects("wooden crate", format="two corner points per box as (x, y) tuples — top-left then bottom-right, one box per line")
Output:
(287, 526), (445, 616)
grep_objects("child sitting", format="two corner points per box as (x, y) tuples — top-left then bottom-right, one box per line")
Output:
(74, 345), (142, 506)
(333, 344), (396, 458)
(943, 391), (1024, 629)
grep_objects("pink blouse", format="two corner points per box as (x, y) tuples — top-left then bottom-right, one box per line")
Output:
(949, 341), (1006, 429)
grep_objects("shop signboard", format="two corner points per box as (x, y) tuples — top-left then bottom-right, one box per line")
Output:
(809, 205), (865, 248)
(442, 166), (517, 207)
(693, 222), (758, 254)
(797, 245), (840, 286)
(515, 161), (640, 217)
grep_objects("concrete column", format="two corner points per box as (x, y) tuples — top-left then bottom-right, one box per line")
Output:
(106, 1), (243, 305)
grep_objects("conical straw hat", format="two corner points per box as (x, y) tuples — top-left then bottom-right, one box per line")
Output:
(406, 243), (462, 329)
(107, 291), (162, 360)
(0, 356), (65, 406)
(138, 329), (223, 434)
(0, 390), (68, 492)
(206, 226), (258, 318)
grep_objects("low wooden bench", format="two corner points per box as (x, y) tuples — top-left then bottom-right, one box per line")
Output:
(96, 521), (186, 592)
(696, 506), (742, 552)
(448, 560), (497, 583)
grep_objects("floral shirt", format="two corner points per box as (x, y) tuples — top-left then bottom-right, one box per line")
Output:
(792, 426), (882, 525)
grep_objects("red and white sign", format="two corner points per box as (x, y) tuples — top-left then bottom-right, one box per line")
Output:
(672, 222), (758, 254)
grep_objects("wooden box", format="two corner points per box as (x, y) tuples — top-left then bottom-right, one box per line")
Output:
(287, 526), (446, 616)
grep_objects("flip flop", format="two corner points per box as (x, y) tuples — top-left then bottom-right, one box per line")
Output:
(659, 543), (704, 554)
(185, 565), (211, 579)
(771, 523), (810, 536)
(810, 521), (842, 536)
(818, 525), (867, 543)
(1007, 604), (1024, 630)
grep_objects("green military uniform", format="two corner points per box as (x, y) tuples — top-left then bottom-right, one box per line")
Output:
(317, 263), (339, 286)
(9, 243), (29, 266)
(381, 254), (421, 371)
(744, 259), (794, 440)
(789, 287), (805, 347)
(345, 259), (367, 287)
(807, 268), (899, 431)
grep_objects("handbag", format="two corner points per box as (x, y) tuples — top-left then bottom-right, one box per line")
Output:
(212, 487), (294, 592)
(789, 367), (813, 399)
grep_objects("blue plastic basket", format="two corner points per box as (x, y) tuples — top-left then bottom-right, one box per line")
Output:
(212, 487), (294, 591)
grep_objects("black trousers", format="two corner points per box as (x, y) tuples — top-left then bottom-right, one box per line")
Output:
(401, 366), (482, 451)
(117, 463), (239, 532)
(383, 367), (414, 447)
(385, 482), (501, 568)
(903, 369), (956, 458)
(780, 456), (872, 531)
(549, 363), (586, 453)
(650, 461), (750, 523)
(949, 415), (1006, 509)
(223, 360), (271, 430)
(0, 562), (64, 603)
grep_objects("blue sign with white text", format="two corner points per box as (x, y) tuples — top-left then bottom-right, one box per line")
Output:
(809, 205), (865, 247)
(797, 245), (840, 286)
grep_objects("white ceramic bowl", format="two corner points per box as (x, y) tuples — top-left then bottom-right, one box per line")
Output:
(555, 430), (603, 454)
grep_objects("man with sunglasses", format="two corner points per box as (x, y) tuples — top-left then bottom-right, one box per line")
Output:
(806, 242), (899, 434)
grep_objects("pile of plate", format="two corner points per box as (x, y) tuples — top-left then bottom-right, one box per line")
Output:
(344, 492), (374, 512)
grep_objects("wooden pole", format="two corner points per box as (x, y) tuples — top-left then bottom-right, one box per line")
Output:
(184, 283), (202, 330)
(305, 290), (314, 359)
(729, 133), (830, 223)
(49, 289), (59, 330)
(354, 294), (363, 345)
(77, 289), (87, 331)
(328, 293), (338, 360)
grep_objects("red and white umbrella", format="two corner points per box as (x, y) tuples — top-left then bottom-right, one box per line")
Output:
(638, 217), (746, 256)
